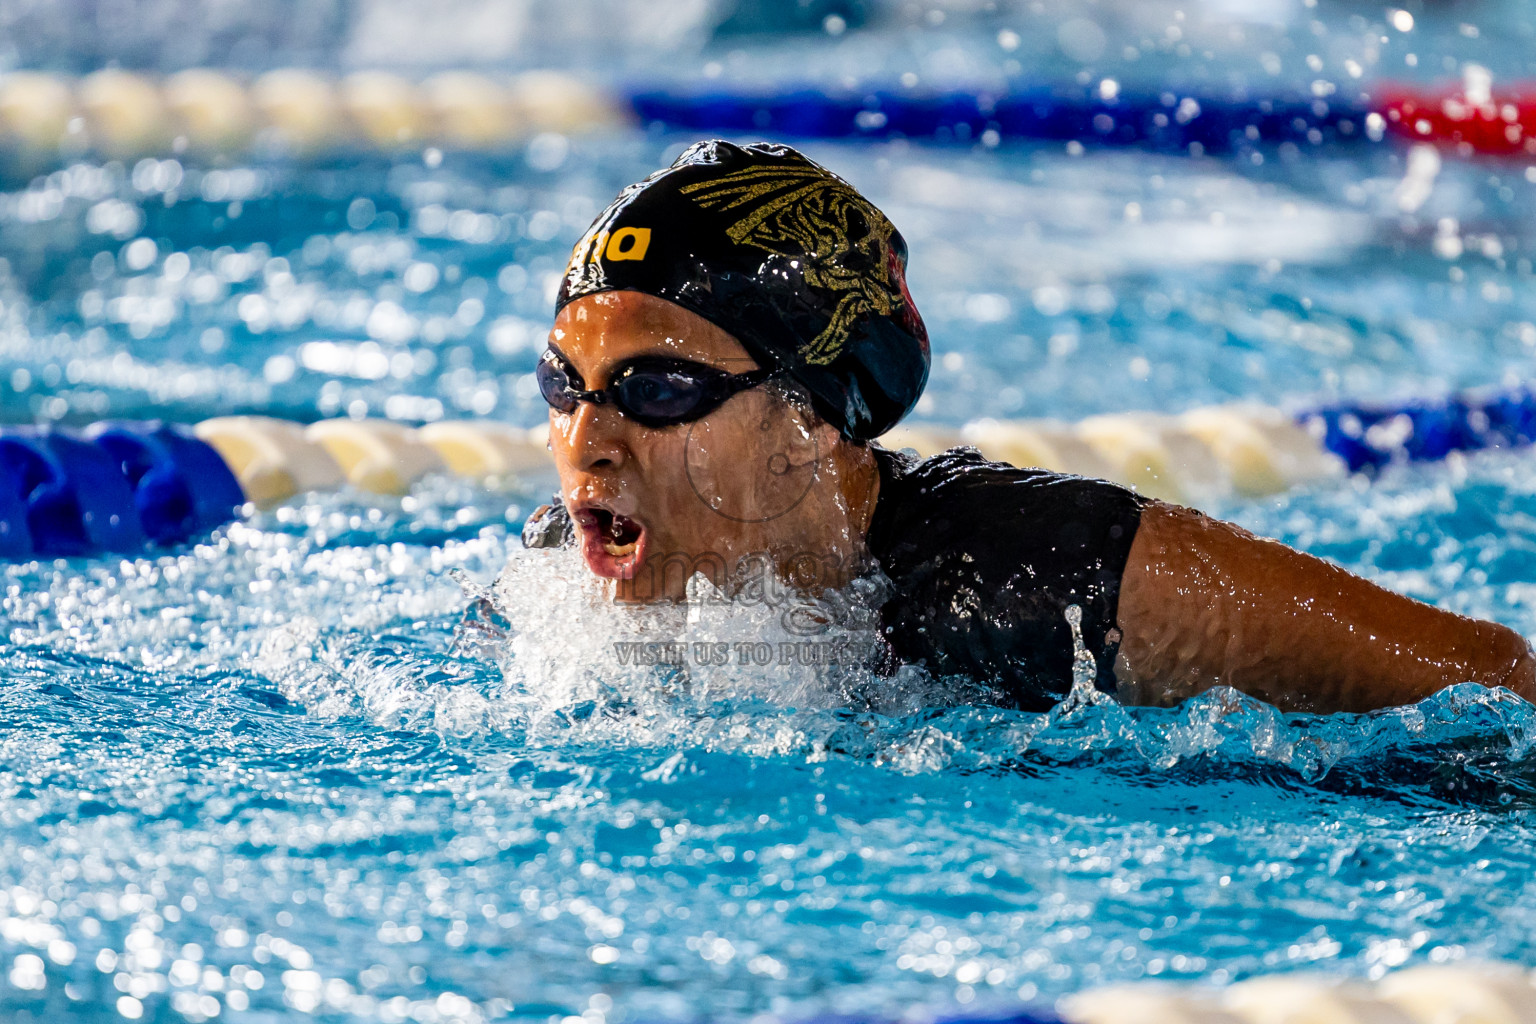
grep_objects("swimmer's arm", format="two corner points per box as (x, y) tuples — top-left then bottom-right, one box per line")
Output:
(1113, 501), (1536, 712)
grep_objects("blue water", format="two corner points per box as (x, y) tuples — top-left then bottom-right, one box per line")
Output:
(7, 5), (1536, 1021)
(3, 468), (1536, 1024)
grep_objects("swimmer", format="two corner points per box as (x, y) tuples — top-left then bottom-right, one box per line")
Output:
(523, 139), (1536, 713)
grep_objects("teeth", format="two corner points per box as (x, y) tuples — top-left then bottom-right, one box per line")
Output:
(585, 508), (639, 557)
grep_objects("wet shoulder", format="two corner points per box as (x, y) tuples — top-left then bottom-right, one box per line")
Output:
(866, 444), (1145, 574)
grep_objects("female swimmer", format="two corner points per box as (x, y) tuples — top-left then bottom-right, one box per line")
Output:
(522, 140), (1535, 713)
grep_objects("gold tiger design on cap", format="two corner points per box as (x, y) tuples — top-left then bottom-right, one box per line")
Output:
(681, 165), (902, 366)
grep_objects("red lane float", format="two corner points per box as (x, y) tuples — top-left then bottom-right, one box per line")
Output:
(1380, 70), (1536, 156)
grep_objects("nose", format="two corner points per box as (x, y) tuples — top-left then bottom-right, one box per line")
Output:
(552, 400), (628, 473)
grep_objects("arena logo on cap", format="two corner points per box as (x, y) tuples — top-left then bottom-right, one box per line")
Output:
(603, 227), (651, 262)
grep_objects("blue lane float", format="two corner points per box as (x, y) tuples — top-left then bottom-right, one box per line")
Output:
(85, 422), (244, 545)
(628, 85), (1374, 153)
(1299, 385), (1536, 473)
(0, 430), (145, 557)
(0, 422), (240, 559)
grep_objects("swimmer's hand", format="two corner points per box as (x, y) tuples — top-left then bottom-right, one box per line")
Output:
(523, 499), (574, 549)
(1113, 501), (1536, 712)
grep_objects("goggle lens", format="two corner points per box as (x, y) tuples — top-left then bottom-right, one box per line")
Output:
(535, 356), (580, 414)
(615, 371), (709, 423)
(536, 351), (776, 428)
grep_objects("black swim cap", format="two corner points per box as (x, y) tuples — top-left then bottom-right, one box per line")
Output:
(555, 140), (930, 442)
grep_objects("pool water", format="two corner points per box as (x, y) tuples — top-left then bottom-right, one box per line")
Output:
(4, 461), (1536, 1024)
(8, 8), (1536, 1019)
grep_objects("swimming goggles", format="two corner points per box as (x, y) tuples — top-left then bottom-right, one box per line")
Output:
(536, 348), (779, 428)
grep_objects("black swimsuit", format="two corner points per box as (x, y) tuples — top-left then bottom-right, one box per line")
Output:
(521, 445), (1146, 711)
(864, 445), (1145, 710)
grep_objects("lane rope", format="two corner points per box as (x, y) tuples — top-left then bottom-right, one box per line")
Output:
(628, 84), (1371, 154)
(2, 379), (1534, 559)
(0, 67), (1529, 161)
(1060, 961), (1536, 1024)
(0, 69), (629, 160)
(776, 961), (1536, 1024)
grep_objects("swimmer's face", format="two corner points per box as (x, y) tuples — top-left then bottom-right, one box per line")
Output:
(545, 291), (843, 601)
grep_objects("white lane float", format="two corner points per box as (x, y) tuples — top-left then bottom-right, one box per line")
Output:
(195, 415), (550, 505)
(883, 403), (1345, 504)
(193, 416), (346, 506)
(163, 68), (255, 154)
(1060, 962), (1536, 1024)
(0, 71), (74, 153)
(249, 68), (346, 154)
(0, 68), (629, 160)
(77, 69), (167, 158)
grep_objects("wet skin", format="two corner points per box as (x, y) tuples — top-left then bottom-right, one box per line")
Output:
(1117, 504), (1536, 711)
(546, 291), (1536, 711)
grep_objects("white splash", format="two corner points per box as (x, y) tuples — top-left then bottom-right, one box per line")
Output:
(479, 546), (951, 724)
(1063, 603), (1108, 706)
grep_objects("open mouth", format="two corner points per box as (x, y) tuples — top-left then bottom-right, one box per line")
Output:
(590, 507), (643, 557)
(570, 502), (649, 580)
